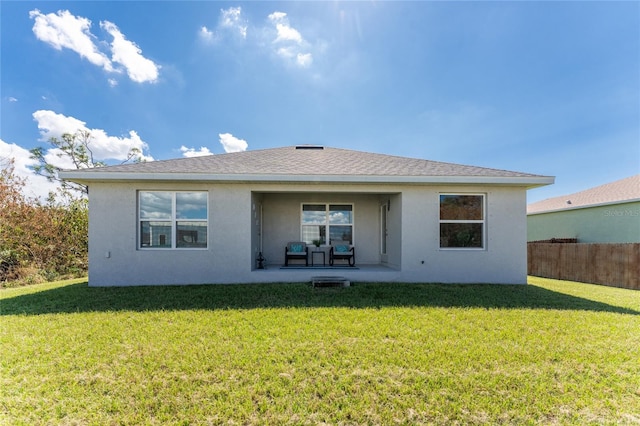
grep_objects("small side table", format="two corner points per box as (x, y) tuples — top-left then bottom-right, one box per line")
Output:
(311, 250), (325, 266)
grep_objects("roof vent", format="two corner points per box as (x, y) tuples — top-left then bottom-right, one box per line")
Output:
(295, 145), (324, 150)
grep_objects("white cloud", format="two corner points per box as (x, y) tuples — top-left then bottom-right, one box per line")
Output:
(29, 9), (114, 72)
(276, 47), (295, 59)
(108, 78), (118, 87)
(8, 97), (18, 102)
(220, 7), (247, 39)
(0, 138), (60, 200)
(267, 11), (313, 68)
(33, 109), (86, 137)
(199, 26), (215, 43)
(32, 110), (153, 163)
(219, 133), (248, 153)
(297, 52), (313, 68)
(180, 146), (212, 157)
(273, 24), (302, 44)
(268, 12), (287, 22)
(200, 7), (247, 44)
(29, 9), (160, 84)
(201, 9), (320, 71)
(101, 21), (160, 84)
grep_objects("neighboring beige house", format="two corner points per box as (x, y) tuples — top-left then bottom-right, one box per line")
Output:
(527, 174), (640, 243)
(60, 146), (553, 286)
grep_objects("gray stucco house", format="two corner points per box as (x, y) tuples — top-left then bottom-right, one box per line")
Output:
(527, 174), (640, 243)
(60, 145), (553, 286)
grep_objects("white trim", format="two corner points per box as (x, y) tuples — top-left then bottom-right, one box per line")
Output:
(138, 191), (208, 250)
(60, 171), (554, 188)
(300, 202), (354, 245)
(438, 193), (486, 250)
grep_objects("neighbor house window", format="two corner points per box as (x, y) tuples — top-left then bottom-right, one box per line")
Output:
(139, 191), (208, 249)
(439, 194), (485, 249)
(301, 204), (353, 244)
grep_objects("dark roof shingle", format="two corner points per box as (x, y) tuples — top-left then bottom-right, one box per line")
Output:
(71, 146), (545, 178)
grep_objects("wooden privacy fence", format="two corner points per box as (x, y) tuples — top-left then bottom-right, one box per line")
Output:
(528, 242), (640, 290)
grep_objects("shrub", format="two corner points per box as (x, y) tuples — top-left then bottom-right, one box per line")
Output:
(0, 159), (88, 285)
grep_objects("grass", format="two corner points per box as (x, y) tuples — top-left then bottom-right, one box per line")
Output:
(1, 277), (639, 425)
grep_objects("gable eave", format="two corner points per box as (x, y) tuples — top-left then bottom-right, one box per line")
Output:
(59, 170), (554, 188)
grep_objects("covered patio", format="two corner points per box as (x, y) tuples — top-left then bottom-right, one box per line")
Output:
(250, 190), (402, 272)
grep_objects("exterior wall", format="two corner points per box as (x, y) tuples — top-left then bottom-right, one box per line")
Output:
(88, 181), (254, 286)
(398, 186), (527, 284)
(527, 201), (640, 243)
(87, 181), (529, 286)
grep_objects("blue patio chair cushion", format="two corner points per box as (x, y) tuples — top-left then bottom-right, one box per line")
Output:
(335, 245), (349, 253)
(290, 244), (304, 253)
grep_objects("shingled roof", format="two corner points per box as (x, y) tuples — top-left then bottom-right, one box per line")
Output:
(60, 145), (553, 187)
(527, 174), (640, 214)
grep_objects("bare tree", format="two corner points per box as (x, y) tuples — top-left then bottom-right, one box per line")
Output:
(30, 130), (142, 198)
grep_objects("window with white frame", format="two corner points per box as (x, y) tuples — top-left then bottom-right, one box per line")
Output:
(301, 204), (353, 244)
(139, 191), (208, 249)
(439, 194), (485, 249)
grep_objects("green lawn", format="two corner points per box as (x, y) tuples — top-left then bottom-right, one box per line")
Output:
(1, 277), (639, 425)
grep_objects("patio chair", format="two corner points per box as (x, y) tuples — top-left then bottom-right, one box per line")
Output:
(284, 241), (308, 266)
(329, 240), (355, 267)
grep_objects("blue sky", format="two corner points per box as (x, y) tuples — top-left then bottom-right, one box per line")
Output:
(1, 1), (638, 202)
